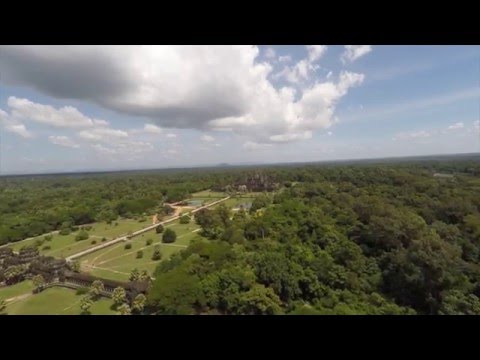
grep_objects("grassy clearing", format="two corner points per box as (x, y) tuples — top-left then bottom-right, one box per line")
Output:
(6, 218), (150, 258)
(0, 280), (34, 300)
(4, 287), (115, 315)
(80, 220), (202, 282)
(190, 190), (226, 198)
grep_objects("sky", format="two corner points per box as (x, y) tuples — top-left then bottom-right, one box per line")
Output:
(0, 45), (479, 174)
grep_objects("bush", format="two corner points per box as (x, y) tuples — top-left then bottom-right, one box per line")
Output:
(180, 215), (190, 224)
(139, 217), (147, 223)
(136, 250), (144, 259)
(76, 287), (89, 295)
(162, 228), (177, 243)
(101, 237), (107, 242)
(75, 230), (89, 241)
(35, 239), (45, 247)
(91, 240), (97, 244)
(146, 239), (153, 246)
(156, 224), (164, 234)
(84, 225), (92, 231)
(152, 246), (162, 261)
(59, 228), (71, 236)
(44, 235), (53, 241)
(124, 243), (132, 250)
(42, 245), (51, 250)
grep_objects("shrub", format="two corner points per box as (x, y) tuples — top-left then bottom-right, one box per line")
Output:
(124, 243), (132, 250)
(91, 240), (97, 244)
(84, 225), (92, 231)
(146, 239), (153, 246)
(162, 228), (177, 243)
(136, 250), (144, 259)
(44, 235), (53, 241)
(156, 224), (164, 234)
(76, 287), (89, 295)
(179, 215), (190, 224)
(101, 237), (107, 242)
(75, 230), (89, 241)
(152, 246), (162, 261)
(59, 228), (71, 236)
(42, 245), (51, 250)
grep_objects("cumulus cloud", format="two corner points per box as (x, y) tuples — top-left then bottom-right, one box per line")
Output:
(166, 133), (177, 138)
(474, 120), (479, 130)
(201, 134), (215, 142)
(265, 47), (276, 59)
(278, 55), (292, 63)
(0, 108), (33, 138)
(0, 45), (364, 144)
(393, 130), (431, 141)
(243, 141), (273, 150)
(341, 45), (372, 63)
(48, 135), (80, 148)
(448, 122), (464, 130)
(8, 96), (96, 128)
(306, 45), (328, 62)
(143, 123), (163, 134)
(78, 127), (128, 142)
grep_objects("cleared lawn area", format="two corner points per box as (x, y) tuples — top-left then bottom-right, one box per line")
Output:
(191, 190), (226, 198)
(80, 220), (202, 282)
(0, 280), (34, 300)
(215, 197), (256, 209)
(6, 218), (152, 258)
(4, 287), (115, 315)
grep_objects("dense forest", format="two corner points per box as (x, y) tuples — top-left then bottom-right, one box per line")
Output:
(1, 156), (480, 315)
(146, 158), (480, 315)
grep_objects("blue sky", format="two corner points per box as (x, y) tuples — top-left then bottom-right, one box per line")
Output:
(0, 45), (479, 174)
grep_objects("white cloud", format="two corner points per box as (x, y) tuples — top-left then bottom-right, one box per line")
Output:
(474, 120), (479, 130)
(306, 45), (327, 62)
(166, 133), (177, 138)
(201, 134), (215, 142)
(78, 127), (128, 142)
(265, 47), (276, 59)
(93, 119), (109, 127)
(143, 123), (163, 134)
(393, 130), (431, 141)
(8, 97), (95, 128)
(243, 141), (273, 150)
(0, 108), (33, 138)
(0, 46), (364, 145)
(341, 45), (372, 63)
(448, 122), (464, 130)
(278, 55), (292, 63)
(48, 135), (80, 148)
(327, 131), (333, 136)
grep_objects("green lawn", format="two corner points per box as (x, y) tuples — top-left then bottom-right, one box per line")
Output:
(4, 287), (116, 315)
(191, 190), (226, 198)
(6, 218), (152, 258)
(0, 280), (34, 301)
(80, 220), (202, 282)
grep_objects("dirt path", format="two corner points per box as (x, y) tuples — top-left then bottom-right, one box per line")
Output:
(6, 292), (33, 304)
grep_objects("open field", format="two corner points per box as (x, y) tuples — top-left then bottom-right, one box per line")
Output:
(7, 218), (151, 257)
(3, 287), (115, 315)
(190, 190), (226, 198)
(79, 220), (202, 281)
(0, 280), (33, 301)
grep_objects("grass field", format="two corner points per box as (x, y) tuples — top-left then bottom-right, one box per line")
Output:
(4, 287), (115, 315)
(0, 280), (33, 301)
(190, 190), (226, 198)
(7, 218), (151, 257)
(79, 220), (202, 282)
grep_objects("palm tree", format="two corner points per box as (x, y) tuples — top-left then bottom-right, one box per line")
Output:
(80, 296), (93, 314)
(89, 280), (105, 298)
(132, 293), (147, 313)
(32, 274), (45, 290)
(112, 287), (127, 306)
(118, 303), (131, 315)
